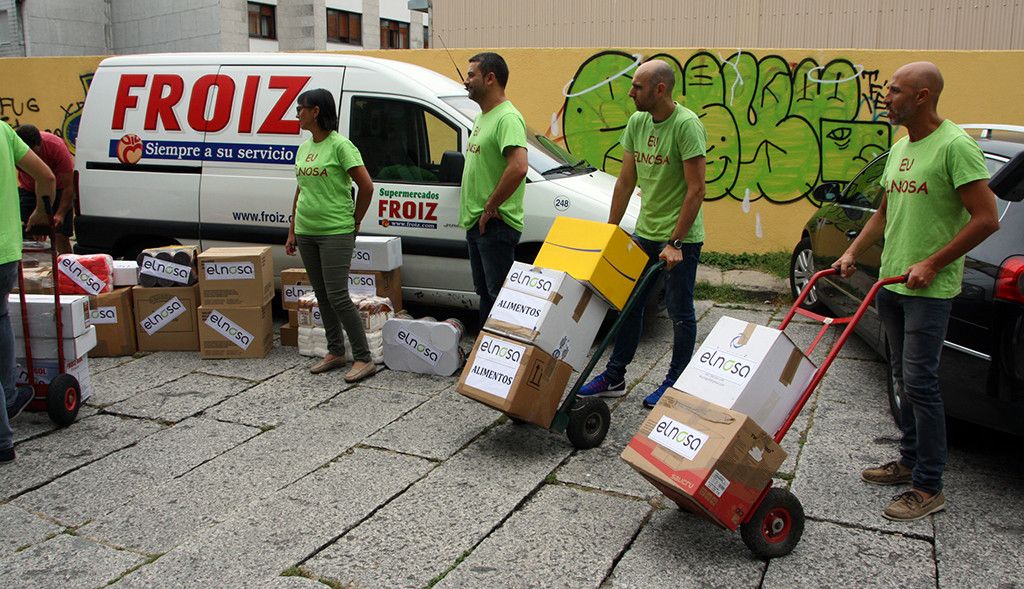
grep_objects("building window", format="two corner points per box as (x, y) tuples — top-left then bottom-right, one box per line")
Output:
(423, 26), (429, 48)
(327, 9), (361, 45)
(380, 19), (409, 49)
(248, 3), (276, 40)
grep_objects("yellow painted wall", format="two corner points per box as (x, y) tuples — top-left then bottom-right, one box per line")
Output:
(3, 48), (1021, 253)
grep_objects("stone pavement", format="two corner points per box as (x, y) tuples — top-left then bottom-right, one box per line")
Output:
(2, 299), (1023, 588)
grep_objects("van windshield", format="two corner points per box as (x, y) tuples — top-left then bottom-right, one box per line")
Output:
(441, 96), (595, 178)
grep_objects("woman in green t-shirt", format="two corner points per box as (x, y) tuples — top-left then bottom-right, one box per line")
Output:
(285, 89), (376, 383)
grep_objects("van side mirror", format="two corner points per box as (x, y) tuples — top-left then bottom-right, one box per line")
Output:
(812, 181), (843, 203)
(990, 151), (1024, 202)
(438, 151), (465, 184)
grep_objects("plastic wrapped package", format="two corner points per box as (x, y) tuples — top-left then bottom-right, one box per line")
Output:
(137, 245), (198, 287)
(56, 254), (114, 295)
(298, 326), (384, 364)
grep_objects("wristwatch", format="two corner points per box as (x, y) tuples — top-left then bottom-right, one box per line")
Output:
(670, 239), (685, 249)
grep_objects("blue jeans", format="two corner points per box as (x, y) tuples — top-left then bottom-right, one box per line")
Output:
(466, 218), (520, 325)
(1, 261), (18, 450)
(877, 288), (952, 495)
(605, 236), (701, 386)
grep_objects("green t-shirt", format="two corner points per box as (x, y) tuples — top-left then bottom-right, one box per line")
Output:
(460, 100), (527, 232)
(294, 131), (364, 236)
(1, 121), (30, 265)
(880, 120), (990, 298)
(621, 104), (707, 242)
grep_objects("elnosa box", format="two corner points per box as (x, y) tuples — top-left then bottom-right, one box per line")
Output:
(197, 246), (274, 307)
(132, 284), (200, 352)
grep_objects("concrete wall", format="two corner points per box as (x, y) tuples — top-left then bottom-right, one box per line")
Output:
(277, 0), (326, 51)
(0, 0), (26, 57)
(21, 0), (108, 56)
(3, 47), (1021, 253)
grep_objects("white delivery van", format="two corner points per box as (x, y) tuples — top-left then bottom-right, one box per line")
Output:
(74, 53), (639, 308)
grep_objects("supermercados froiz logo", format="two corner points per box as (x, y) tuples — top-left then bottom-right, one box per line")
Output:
(205, 310), (254, 350)
(140, 297), (186, 335)
(648, 416), (709, 461)
(396, 329), (441, 367)
(204, 261), (255, 281)
(117, 134), (143, 164)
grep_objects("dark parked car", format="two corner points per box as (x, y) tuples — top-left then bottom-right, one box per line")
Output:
(789, 125), (1024, 435)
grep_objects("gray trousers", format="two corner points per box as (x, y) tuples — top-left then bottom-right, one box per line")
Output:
(297, 233), (371, 362)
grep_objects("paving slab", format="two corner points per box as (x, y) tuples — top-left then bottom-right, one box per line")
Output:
(15, 418), (258, 527)
(116, 448), (434, 588)
(607, 507), (765, 588)
(437, 484), (650, 588)
(0, 414), (164, 501)
(365, 387), (500, 460)
(556, 397), (662, 500)
(357, 365), (455, 396)
(196, 342), (304, 382)
(205, 365), (355, 428)
(0, 504), (62, 558)
(0, 533), (145, 589)
(12, 405), (100, 444)
(260, 577), (326, 588)
(776, 391), (817, 478)
(80, 387), (423, 553)
(90, 351), (204, 405)
(305, 423), (571, 589)
(104, 372), (256, 423)
(87, 355), (138, 374)
(762, 519), (935, 588)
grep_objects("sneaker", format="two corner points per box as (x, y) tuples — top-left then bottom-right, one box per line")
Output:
(0, 446), (13, 464)
(883, 490), (946, 521)
(5, 387), (34, 421)
(642, 381), (672, 409)
(578, 372), (626, 398)
(861, 460), (913, 486)
(310, 356), (346, 374)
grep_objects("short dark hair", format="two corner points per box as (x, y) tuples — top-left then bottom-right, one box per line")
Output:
(469, 52), (509, 88)
(16, 124), (42, 148)
(296, 89), (339, 132)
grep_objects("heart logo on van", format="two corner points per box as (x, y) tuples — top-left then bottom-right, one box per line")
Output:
(117, 134), (143, 165)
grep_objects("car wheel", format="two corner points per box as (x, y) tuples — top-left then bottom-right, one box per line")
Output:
(885, 339), (904, 429)
(789, 237), (829, 313)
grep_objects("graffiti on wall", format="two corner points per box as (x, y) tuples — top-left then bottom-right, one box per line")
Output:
(0, 72), (93, 154)
(555, 50), (892, 206)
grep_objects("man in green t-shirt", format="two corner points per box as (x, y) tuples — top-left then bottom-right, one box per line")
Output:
(834, 62), (999, 522)
(578, 59), (708, 409)
(1, 120), (57, 464)
(460, 52), (528, 324)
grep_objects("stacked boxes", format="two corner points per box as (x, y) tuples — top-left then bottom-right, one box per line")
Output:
(279, 268), (315, 347)
(89, 287), (138, 357)
(196, 246), (275, 359)
(459, 218), (645, 427)
(297, 293), (393, 363)
(132, 245), (202, 352)
(10, 293), (96, 401)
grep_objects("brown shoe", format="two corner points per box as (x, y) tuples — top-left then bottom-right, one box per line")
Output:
(883, 490), (946, 521)
(310, 356), (346, 374)
(862, 460), (912, 486)
(344, 361), (377, 383)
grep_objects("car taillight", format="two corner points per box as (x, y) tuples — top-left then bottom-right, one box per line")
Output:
(995, 255), (1024, 303)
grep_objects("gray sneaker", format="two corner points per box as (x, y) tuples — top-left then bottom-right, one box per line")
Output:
(884, 490), (946, 521)
(861, 460), (912, 486)
(5, 387), (34, 421)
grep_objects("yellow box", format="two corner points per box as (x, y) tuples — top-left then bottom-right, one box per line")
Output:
(533, 217), (648, 309)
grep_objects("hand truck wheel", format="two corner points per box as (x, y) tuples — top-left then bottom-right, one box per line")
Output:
(46, 373), (81, 427)
(740, 487), (805, 559)
(565, 397), (610, 449)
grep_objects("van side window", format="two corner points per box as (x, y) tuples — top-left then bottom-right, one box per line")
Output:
(349, 97), (461, 184)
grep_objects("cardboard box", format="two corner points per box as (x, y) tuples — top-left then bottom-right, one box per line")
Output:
(532, 217), (648, 310)
(621, 387), (786, 530)
(457, 332), (572, 427)
(132, 285), (200, 352)
(484, 262), (609, 370)
(16, 354), (93, 402)
(382, 317), (464, 376)
(8, 293), (90, 338)
(16, 325), (97, 359)
(88, 288), (138, 357)
(349, 268), (402, 311)
(352, 236), (402, 271)
(13, 265), (54, 294)
(198, 302), (273, 359)
(113, 260), (139, 286)
(280, 268), (315, 310)
(279, 324), (297, 347)
(197, 246), (275, 307)
(674, 317), (816, 436)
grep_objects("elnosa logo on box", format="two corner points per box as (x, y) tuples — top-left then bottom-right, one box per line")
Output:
(203, 261), (256, 281)
(140, 256), (192, 284)
(478, 336), (524, 366)
(204, 310), (254, 350)
(58, 257), (105, 295)
(283, 284), (315, 303)
(508, 268), (554, 294)
(649, 415), (708, 461)
(396, 329), (441, 367)
(90, 306), (118, 325)
(695, 346), (758, 385)
(348, 274), (377, 288)
(140, 296), (186, 335)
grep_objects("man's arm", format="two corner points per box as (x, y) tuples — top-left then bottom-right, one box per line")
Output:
(53, 170), (75, 225)
(17, 150), (56, 231)
(833, 193), (888, 278)
(478, 145), (528, 234)
(608, 151), (637, 226)
(902, 179), (999, 289)
(659, 156), (706, 269)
